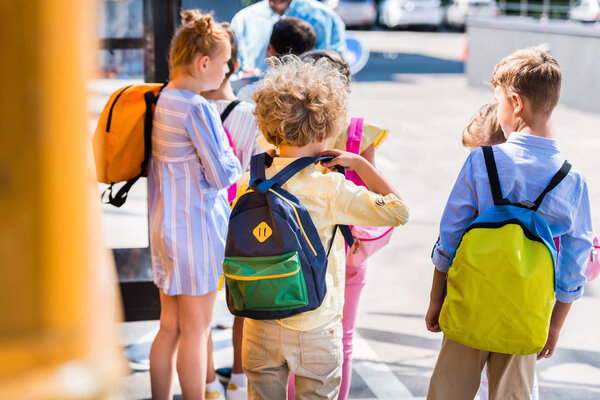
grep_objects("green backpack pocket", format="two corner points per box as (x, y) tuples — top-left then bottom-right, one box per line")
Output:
(223, 252), (308, 311)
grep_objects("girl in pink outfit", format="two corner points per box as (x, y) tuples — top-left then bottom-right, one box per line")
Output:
(286, 50), (389, 400)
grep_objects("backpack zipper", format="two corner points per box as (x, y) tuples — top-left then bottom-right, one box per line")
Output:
(106, 84), (133, 132)
(218, 266), (301, 291)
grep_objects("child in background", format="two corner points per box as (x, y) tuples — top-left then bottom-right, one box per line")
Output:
(239, 55), (409, 399)
(236, 17), (316, 103)
(427, 48), (593, 399)
(203, 23), (262, 172)
(201, 22), (262, 400)
(461, 103), (506, 149)
(147, 10), (242, 400)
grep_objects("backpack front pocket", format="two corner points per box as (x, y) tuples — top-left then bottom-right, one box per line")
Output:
(223, 252), (308, 311)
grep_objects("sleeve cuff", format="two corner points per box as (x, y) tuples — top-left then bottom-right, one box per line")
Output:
(432, 251), (450, 273)
(555, 287), (584, 303)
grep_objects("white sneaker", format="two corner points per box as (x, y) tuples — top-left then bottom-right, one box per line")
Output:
(206, 380), (226, 400)
(206, 389), (225, 400)
(226, 382), (248, 400)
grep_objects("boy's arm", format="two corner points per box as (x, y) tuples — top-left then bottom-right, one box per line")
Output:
(430, 151), (479, 274)
(554, 178), (593, 303)
(538, 300), (572, 360)
(425, 269), (447, 332)
(426, 152), (479, 332)
(318, 149), (399, 198)
(539, 177), (593, 358)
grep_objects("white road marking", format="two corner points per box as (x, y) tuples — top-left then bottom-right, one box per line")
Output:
(353, 332), (415, 398)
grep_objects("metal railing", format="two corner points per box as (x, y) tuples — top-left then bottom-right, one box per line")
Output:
(497, 0), (576, 19)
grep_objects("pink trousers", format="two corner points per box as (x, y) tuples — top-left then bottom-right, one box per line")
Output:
(288, 261), (368, 399)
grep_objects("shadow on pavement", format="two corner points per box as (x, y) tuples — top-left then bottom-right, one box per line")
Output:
(354, 52), (464, 82)
(357, 327), (441, 351)
(368, 311), (426, 319)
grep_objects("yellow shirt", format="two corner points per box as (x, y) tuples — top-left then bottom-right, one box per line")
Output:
(236, 157), (409, 331)
(256, 121), (388, 154)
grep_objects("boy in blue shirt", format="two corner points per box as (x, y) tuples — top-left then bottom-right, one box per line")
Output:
(426, 48), (593, 399)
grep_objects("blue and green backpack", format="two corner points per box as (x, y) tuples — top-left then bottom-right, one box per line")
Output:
(439, 146), (571, 355)
(221, 153), (354, 320)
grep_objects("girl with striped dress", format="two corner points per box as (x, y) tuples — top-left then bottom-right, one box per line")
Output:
(147, 10), (242, 400)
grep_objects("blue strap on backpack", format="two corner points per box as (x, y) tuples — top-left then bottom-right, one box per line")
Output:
(222, 152), (353, 319)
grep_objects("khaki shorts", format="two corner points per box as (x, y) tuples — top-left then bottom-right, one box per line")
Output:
(243, 317), (343, 400)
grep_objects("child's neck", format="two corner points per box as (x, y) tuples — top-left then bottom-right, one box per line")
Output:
(514, 114), (555, 139)
(201, 80), (237, 101)
(279, 141), (328, 158)
(168, 73), (211, 94)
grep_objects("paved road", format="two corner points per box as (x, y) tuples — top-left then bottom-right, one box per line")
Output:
(115, 30), (600, 399)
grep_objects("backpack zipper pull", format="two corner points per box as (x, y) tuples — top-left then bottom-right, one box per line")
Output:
(218, 274), (225, 291)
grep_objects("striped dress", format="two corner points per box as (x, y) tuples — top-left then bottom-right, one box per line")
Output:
(148, 88), (242, 296)
(208, 99), (262, 172)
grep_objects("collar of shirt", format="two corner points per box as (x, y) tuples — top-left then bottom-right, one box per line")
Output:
(506, 131), (560, 152)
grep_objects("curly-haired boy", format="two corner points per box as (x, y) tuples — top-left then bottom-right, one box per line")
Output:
(237, 56), (410, 399)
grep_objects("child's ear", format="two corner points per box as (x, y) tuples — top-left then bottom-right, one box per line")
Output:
(266, 44), (276, 58)
(234, 59), (241, 74)
(197, 55), (210, 71)
(511, 92), (523, 114)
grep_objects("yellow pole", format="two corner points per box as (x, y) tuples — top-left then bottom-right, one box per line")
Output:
(0, 0), (124, 398)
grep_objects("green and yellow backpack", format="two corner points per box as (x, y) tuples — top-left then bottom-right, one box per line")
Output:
(439, 146), (571, 355)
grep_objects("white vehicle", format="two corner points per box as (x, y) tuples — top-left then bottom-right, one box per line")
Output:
(569, 0), (600, 22)
(329, 0), (378, 28)
(446, 0), (499, 29)
(378, 0), (444, 29)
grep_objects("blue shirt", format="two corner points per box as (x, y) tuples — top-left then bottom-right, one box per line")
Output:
(231, 0), (346, 72)
(432, 132), (593, 303)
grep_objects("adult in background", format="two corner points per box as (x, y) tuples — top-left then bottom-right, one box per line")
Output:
(231, 0), (346, 73)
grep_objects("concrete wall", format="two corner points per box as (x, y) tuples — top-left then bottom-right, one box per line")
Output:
(466, 18), (600, 114)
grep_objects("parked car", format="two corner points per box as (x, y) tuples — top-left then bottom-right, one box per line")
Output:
(378, 0), (444, 29)
(446, 0), (499, 29)
(324, 0), (378, 28)
(569, 0), (600, 22)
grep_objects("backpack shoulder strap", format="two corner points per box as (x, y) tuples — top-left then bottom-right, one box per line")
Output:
(532, 160), (572, 210)
(326, 225), (355, 255)
(250, 152), (271, 181)
(271, 156), (334, 186)
(346, 118), (364, 155)
(220, 99), (242, 123)
(482, 146), (506, 206)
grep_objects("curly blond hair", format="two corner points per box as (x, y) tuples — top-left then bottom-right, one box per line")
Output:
(491, 47), (561, 115)
(169, 10), (229, 71)
(253, 55), (348, 147)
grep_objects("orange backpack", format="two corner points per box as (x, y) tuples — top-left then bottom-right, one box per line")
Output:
(93, 83), (165, 207)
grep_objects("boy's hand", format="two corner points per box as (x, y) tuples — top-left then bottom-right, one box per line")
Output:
(425, 299), (443, 333)
(537, 324), (561, 360)
(317, 149), (364, 172)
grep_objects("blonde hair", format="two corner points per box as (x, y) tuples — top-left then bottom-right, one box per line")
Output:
(253, 55), (348, 147)
(491, 47), (561, 115)
(462, 103), (506, 149)
(169, 10), (229, 71)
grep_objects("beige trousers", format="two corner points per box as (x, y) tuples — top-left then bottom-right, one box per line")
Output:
(428, 337), (536, 400)
(242, 317), (343, 400)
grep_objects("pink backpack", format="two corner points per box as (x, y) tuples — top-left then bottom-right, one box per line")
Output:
(554, 235), (600, 281)
(220, 100), (242, 203)
(345, 118), (394, 267)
